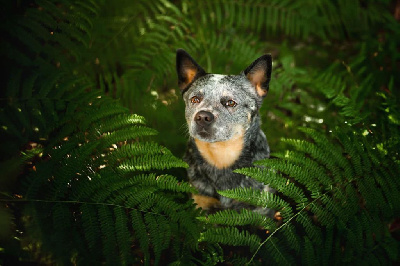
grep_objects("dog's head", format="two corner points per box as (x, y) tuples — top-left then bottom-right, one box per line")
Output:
(176, 49), (272, 143)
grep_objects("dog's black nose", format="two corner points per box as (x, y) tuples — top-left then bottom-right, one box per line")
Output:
(195, 111), (214, 127)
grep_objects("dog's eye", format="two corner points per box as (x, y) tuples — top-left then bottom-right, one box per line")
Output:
(191, 96), (201, 104)
(226, 100), (237, 107)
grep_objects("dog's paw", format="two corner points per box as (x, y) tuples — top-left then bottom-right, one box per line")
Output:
(274, 211), (282, 221)
(191, 194), (220, 210)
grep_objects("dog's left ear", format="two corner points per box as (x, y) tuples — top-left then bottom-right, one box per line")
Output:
(243, 54), (272, 98)
(176, 49), (206, 93)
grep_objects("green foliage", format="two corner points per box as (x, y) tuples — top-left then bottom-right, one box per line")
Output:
(200, 227), (261, 253)
(1, 0), (399, 265)
(0, 1), (201, 264)
(216, 126), (400, 264)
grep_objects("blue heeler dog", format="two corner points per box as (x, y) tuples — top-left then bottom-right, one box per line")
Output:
(176, 49), (275, 217)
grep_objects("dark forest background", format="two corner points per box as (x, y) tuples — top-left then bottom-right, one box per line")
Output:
(0, 0), (399, 265)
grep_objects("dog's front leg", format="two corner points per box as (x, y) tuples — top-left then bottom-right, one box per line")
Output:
(189, 176), (221, 210)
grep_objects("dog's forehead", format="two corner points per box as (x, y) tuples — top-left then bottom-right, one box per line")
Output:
(188, 74), (248, 97)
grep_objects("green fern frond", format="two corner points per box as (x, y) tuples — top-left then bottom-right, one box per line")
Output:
(281, 222), (301, 252)
(296, 212), (322, 244)
(302, 236), (318, 266)
(145, 213), (170, 265)
(128, 174), (195, 193)
(233, 167), (306, 205)
(298, 127), (352, 173)
(117, 154), (188, 172)
(99, 114), (146, 132)
(255, 159), (321, 194)
(281, 138), (345, 183)
(233, 167), (285, 188)
(272, 151), (332, 188)
(98, 205), (119, 265)
(222, 126), (399, 264)
(131, 209), (151, 263)
(261, 237), (294, 265)
(80, 203), (101, 253)
(2, 0), (99, 68)
(101, 126), (159, 147)
(218, 188), (293, 220)
(198, 209), (276, 230)
(192, 0), (323, 39)
(200, 227), (261, 252)
(108, 142), (172, 161)
(78, 104), (130, 132)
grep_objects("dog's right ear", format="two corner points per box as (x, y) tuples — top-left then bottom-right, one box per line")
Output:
(176, 49), (206, 93)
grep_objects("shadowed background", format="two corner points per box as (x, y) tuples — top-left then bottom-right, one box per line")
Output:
(0, 0), (399, 265)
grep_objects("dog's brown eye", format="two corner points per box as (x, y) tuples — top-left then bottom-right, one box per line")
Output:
(191, 96), (201, 104)
(226, 100), (237, 107)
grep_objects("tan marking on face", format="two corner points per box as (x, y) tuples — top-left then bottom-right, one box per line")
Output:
(194, 129), (244, 169)
(192, 194), (220, 210)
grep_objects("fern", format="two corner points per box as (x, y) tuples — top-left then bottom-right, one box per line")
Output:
(200, 227), (261, 252)
(1, 0), (399, 265)
(215, 126), (400, 264)
(186, 0), (390, 41)
(198, 209), (276, 229)
(0, 1), (203, 264)
(14, 99), (200, 264)
(18, 108), (199, 263)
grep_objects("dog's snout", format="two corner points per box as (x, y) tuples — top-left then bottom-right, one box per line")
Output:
(195, 111), (214, 127)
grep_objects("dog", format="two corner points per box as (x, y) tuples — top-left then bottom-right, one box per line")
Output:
(176, 49), (275, 217)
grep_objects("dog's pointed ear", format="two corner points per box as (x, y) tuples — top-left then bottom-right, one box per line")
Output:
(176, 49), (206, 93)
(243, 54), (272, 98)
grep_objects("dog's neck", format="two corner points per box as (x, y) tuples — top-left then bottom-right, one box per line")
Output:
(194, 133), (244, 169)
(193, 115), (264, 169)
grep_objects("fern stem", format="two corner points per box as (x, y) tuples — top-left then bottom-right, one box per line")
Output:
(0, 198), (168, 217)
(247, 201), (310, 265)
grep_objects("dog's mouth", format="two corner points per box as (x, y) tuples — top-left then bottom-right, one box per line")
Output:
(195, 126), (213, 140)
(190, 122), (245, 143)
(187, 120), (218, 142)
(192, 124), (234, 143)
